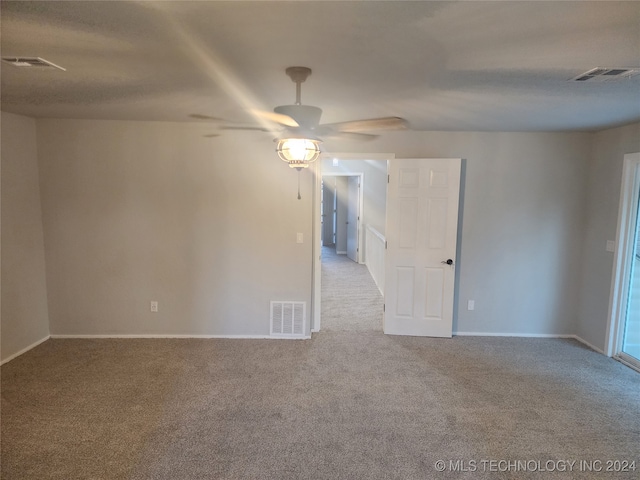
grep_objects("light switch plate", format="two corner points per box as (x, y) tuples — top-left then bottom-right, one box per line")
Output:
(606, 240), (615, 253)
(296, 233), (303, 244)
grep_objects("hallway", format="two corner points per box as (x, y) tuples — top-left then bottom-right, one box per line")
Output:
(320, 246), (384, 332)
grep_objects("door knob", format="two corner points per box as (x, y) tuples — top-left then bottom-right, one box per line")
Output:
(441, 259), (454, 266)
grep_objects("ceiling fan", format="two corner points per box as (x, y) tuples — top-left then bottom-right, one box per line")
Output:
(195, 67), (408, 199)
(197, 66), (409, 150)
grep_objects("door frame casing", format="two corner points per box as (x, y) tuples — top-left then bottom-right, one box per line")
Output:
(311, 153), (395, 332)
(606, 152), (640, 360)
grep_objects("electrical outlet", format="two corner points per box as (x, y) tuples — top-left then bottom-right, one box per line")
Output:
(150, 301), (158, 312)
(296, 233), (303, 244)
(467, 300), (475, 311)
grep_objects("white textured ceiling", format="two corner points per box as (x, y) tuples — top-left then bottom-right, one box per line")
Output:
(1, 1), (639, 131)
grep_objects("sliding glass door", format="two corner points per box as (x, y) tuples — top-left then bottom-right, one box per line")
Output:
(621, 188), (640, 364)
(609, 152), (640, 371)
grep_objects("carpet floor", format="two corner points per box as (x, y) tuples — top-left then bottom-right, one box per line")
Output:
(320, 246), (383, 332)
(1, 248), (639, 479)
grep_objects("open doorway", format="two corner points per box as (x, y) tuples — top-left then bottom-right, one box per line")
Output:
(321, 174), (363, 263)
(311, 154), (393, 332)
(311, 155), (463, 337)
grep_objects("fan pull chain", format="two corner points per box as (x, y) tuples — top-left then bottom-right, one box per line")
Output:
(297, 169), (302, 200)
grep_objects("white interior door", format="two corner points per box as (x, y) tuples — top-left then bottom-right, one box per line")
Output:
(384, 158), (461, 337)
(347, 176), (360, 262)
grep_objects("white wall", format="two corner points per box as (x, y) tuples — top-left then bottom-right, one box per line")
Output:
(578, 122), (640, 351)
(35, 119), (313, 337)
(322, 131), (592, 336)
(365, 225), (386, 295)
(1, 112), (50, 362)
(26, 118), (604, 339)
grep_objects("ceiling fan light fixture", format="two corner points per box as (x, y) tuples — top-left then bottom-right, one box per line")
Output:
(276, 137), (321, 168)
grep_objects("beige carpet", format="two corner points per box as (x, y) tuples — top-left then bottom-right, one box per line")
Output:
(320, 246), (383, 332)
(2, 250), (639, 479)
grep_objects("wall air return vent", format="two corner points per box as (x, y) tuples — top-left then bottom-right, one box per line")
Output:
(270, 301), (306, 338)
(1, 57), (66, 71)
(571, 67), (639, 82)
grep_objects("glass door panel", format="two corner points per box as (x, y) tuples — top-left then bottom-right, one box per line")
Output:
(622, 187), (640, 362)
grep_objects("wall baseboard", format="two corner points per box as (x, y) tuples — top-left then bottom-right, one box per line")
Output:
(1, 333), (601, 364)
(571, 334), (605, 354)
(1, 335), (50, 366)
(454, 331), (605, 354)
(49, 334), (311, 340)
(454, 331), (575, 338)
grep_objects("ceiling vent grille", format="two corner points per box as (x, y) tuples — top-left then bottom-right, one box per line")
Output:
(1, 57), (66, 71)
(571, 67), (639, 82)
(270, 301), (305, 338)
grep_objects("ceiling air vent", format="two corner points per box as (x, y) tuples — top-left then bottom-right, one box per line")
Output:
(571, 67), (639, 82)
(1, 57), (66, 71)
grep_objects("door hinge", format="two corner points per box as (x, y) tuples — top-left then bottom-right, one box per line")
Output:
(383, 304), (386, 312)
(385, 241), (388, 249)
(387, 174), (390, 183)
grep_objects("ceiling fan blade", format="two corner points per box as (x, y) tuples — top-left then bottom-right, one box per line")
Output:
(249, 109), (299, 127)
(189, 114), (224, 121)
(219, 125), (271, 132)
(321, 130), (379, 141)
(321, 116), (408, 133)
